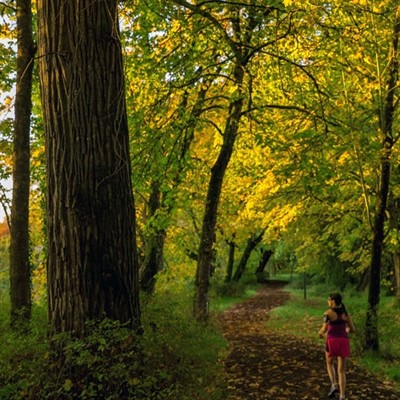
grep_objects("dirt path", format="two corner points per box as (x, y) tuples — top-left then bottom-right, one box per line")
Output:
(218, 282), (399, 400)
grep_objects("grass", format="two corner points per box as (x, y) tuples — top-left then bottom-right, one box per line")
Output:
(0, 298), (49, 399)
(0, 276), (266, 400)
(210, 280), (260, 312)
(140, 288), (229, 400)
(265, 283), (400, 390)
(1, 273), (399, 398)
(0, 284), (230, 400)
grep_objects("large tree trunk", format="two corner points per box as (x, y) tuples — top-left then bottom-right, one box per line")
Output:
(37, 0), (140, 336)
(10, 0), (34, 327)
(365, 5), (400, 351)
(232, 231), (264, 282)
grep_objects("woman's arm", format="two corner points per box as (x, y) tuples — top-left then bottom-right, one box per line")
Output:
(318, 322), (327, 338)
(346, 314), (356, 333)
(318, 312), (330, 338)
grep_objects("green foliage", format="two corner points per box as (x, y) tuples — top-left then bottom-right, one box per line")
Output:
(3, 0), (400, 395)
(0, 288), (228, 400)
(211, 280), (248, 298)
(44, 320), (147, 400)
(141, 288), (228, 399)
(210, 283), (259, 313)
(0, 302), (48, 400)
(0, 316), (148, 400)
(0, 232), (9, 288)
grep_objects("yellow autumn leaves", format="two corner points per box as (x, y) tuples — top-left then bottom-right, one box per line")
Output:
(284, 0), (390, 7)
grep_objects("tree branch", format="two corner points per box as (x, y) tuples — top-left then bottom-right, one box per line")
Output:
(0, 1), (16, 12)
(171, 0), (242, 59)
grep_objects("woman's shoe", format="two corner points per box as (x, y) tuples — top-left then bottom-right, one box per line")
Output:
(328, 385), (339, 398)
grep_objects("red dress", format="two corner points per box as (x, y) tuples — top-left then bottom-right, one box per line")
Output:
(326, 312), (350, 358)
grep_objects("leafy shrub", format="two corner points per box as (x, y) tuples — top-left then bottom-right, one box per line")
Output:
(211, 280), (247, 298)
(42, 320), (154, 400)
(0, 288), (228, 400)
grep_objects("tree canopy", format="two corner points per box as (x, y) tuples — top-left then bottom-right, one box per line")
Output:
(0, 0), (399, 349)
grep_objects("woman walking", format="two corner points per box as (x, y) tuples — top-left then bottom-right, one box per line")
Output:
(318, 293), (356, 400)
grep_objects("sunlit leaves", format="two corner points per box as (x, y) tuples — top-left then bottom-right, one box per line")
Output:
(0, 4), (16, 90)
(78, 1), (400, 292)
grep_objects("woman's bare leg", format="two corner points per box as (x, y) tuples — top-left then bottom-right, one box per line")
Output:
(337, 356), (347, 399)
(325, 352), (337, 386)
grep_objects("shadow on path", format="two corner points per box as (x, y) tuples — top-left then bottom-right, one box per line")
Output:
(218, 282), (399, 400)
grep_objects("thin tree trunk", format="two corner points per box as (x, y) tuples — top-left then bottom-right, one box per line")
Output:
(140, 180), (165, 293)
(225, 238), (236, 283)
(232, 231), (264, 282)
(255, 249), (273, 282)
(10, 0), (34, 327)
(139, 85), (209, 293)
(365, 160), (390, 351)
(387, 195), (400, 304)
(365, 5), (400, 351)
(140, 229), (165, 293)
(194, 65), (245, 320)
(172, 0), (272, 320)
(393, 253), (400, 304)
(37, 0), (140, 336)
(357, 268), (370, 291)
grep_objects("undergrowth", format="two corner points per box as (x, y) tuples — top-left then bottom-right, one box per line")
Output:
(0, 287), (228, 400)
(210, 279), (260, 312)
(4, 273), (397, 399)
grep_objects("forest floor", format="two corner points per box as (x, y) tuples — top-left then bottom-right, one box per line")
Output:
(217, 282), (400, 400)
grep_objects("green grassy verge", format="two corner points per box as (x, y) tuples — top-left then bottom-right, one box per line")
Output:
(210, 280), (261, 312)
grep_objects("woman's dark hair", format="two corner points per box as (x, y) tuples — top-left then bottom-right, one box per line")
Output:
(329, 292), (348, 315)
